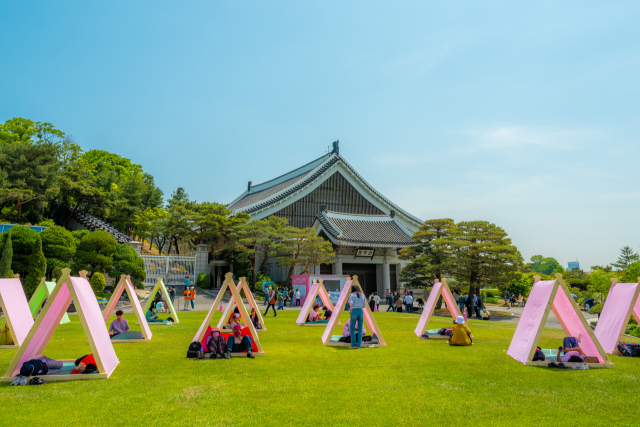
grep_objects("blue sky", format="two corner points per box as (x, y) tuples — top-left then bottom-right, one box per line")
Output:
(1, 1), (639, 269)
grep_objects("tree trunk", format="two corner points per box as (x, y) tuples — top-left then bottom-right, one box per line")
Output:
(0, 200), (19, 221)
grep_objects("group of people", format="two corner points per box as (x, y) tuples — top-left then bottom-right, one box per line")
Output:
(503, 291), (524, 309)
(384, 290), (415, 313)
(307, 304), (333, 322)
(532, 334), (590, 369)
(182, 285), (196, 310)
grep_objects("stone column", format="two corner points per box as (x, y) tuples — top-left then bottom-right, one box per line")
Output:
(333, 254), (342, 275)
(195, 244), (210, 278)
(382, 256), (390, 294)
(128, 240), (142, 256)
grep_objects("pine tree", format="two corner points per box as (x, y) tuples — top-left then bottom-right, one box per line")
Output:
(612, 246), (640, 270)
(0, 233), (13, 278)
(24, 235), (47, 296)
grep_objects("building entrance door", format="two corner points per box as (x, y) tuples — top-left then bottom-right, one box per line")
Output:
(342, 263), (377, 296)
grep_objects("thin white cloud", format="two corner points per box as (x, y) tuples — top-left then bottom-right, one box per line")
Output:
(460, 125), (606, 151)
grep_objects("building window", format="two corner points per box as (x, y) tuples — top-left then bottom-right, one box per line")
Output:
(390, 264), (397, 292)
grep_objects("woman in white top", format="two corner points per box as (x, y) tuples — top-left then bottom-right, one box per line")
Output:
(348, 286), (367, 349)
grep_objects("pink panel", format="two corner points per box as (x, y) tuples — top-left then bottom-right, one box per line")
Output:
(200, 325), (213, 351)
(595, 282), (638, 353)
(11, 281), (72, 376)
(102, 282), (125, 322)
(442, 287), (459, 318)
(0, 278), (34, 345)
(126, 278), (152, 340)
(414, 282), (443, 337)
(296, 283), (319, 324)
(552, 287), (603, 362)
(321, 280), (351, 342)
(507, 280), (556, 364)
(70, 277), (119, 374)
(318, 287), (333, 309)
(634, 296), (640, 324)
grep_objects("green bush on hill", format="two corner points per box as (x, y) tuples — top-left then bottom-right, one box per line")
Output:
(24, 235), (46, 297)
(90, 272), (106, 294)
(1, 226), (37, 277)
(110, 243), (146, 289)
(40, 225), (76, 278)
(74, 230), (117, 276)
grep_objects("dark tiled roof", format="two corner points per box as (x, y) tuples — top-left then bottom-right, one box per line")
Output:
(228, 174), (308, 210)
(70, 209), (132, 244)
(229, 152), (423, 227)
(314, 211), (414, 247)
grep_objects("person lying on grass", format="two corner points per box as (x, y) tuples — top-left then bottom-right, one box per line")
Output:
(206, 327), (227, 359)
(109, 310), (129, 337)
(562, 335), (586, 356)
(449, 316), (474, 346)
(531, 345), (585, 363)
(71, 354), (98, 374)
(225, 324), (255, 358)
(19, 356), (64, 377)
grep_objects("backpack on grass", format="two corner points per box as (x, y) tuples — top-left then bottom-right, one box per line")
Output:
(187, 341), (201, 358)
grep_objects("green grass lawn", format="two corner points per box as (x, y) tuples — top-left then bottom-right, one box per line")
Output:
(0, 309), (639, 427)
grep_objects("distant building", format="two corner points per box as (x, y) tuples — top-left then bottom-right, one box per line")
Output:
(568, 261), (580, 271)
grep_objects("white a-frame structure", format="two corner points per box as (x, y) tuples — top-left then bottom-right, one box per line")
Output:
(296, 279), (339, 326)
(414, 278), (460, 339)
(218, 277), (266, 331)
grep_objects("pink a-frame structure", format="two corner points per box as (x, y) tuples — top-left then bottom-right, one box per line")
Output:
(414, 278), (459, 339)
(321, 276), (386, 347)
(102, 275), (152, 343)
(218, 277), (266, 331)
(506, 274), (612, 368)
(296, 279), (340, 326)
(0, 275), (34, 348)
(595, 278), (640, 354)
(2, 269), (119, 381)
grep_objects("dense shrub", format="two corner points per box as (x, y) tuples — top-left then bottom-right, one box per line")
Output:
(90, 272), (106, 294)
(71, 230), (89, 246)
(197, 273), (209, 289)
(24, 235), (46, 296)
(590, 303), (604, 315)
(1, 226), (37, 277)
(0, 233), (13, 278)
(74, 230), (117, 276)
(40, 225), (76, 277)
(110, 243), (146, 289)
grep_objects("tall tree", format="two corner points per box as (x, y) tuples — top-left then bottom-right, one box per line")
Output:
(0, 142), (61, 222)
(0, 117), (65, 146)
(612, 246), (640, 270)
(0, 232), (13, 278)
(190, 202), (249, 251)
(110, 244), (146, 288)
(40, 225), (76, 278)
(230, 218), (285, 286)
(276, 227), (335, 283)
(24, 235), (47, 296)
(164, 188), (194, 254)
(528, 255), (561, 275)
(435, 221), (522, 313)
(399, 218), (455, 308)
(134, 207), (170, 252)
(257, 216), (290, 273)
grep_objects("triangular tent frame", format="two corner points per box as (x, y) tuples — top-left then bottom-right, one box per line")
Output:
(102, 275), (152, 343)
(30, 278), (70, 325)
(142, 278), (179, 324)
(414, 278), (459, 339)
(321, 276), (386, 347)
(0, 275), (35, 349)
(2, 269), (119, 382)
(296, 279), (340, 327)
(192, 272), (264, 356)
(595, 278), (640, 355)
(506, 273), (613, 369)
(218, 277), (266, 331)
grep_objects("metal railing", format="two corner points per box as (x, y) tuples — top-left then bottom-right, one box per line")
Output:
(141, 255), (196, 287)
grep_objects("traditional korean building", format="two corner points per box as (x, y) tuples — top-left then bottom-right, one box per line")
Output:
(227, 141), (422, 295)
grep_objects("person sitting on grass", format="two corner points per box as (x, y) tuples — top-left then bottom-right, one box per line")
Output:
(206, 327), (227, 359)
(226, 324), (255, 359)
(71, 354), (98, 374)
(322, 307), (333, 320)
(343, 318), (366, 337)
(223, 313), (244, 329)
(109, 310), (129, 337)
(308, 304), (321, 322)
(0, 324), (13, 345)
(449, 316), (474, 346)
(146, 306), (165, 323)
(249, 308), (261, 329)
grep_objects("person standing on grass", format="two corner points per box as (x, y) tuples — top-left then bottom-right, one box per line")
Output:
(403, 292), (414, 313)
(264, 286), (277, 317)
(348, 286), (367, 349)
(295, 289), (301, 306)
(183, 286), (190, 310)
(277, 290), (284, 310)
